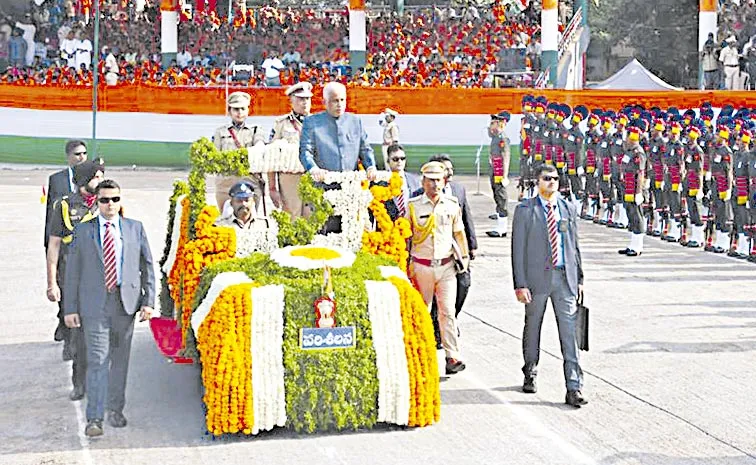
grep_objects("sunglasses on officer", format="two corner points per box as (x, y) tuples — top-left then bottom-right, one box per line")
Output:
(390, 156), (406, 162)
(97, 196), (121, 204)
(540, 175), (559, 182)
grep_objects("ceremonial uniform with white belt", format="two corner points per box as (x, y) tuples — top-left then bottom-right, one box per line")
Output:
(619, 127), (647, 256)
(710, 127), (734, 253)
(269, 82), (314, 218)
(684, 127), (706, 247)
(731, 130), (753, 258)
(487, 111), (511, 238)
(212, 91), (265, 213)
(407, 162), (468, 374)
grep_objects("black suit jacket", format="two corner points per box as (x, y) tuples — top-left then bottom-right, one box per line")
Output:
(410, 181), (478, 251)
(45, 169), (74, 249)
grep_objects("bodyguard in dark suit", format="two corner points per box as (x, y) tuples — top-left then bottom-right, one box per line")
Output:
(64, 179), (156, 437)
(511, 164), (587, 407)
(45, 140), (88, 346)
(384, 144), (421, 220)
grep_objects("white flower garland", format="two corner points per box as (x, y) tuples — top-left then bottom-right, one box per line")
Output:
(247, 140), (305, 174)
(270, 245), (356, 271)
(312, 171), (376, 252)
(379, 266), (410, 282)
(250, 284), (287, 434)
(162, 194), (185, 275)
(365, 280), (411, 426)
(234, 218), (280, 257)
(191, 272), (253, 334)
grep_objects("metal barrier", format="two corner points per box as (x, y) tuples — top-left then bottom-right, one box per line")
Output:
(557, 7), (582, 59)
(534, 68), (549, 88)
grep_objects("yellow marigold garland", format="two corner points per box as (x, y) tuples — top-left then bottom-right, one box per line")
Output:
(363, 173), (412, 271)
(176, 205), (237, 345)
(197, 282), (257, 435)
(387, 276), (441, 427)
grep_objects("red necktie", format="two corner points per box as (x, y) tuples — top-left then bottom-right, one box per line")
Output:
(395, 192), (407, 217)
(103, 222), (118, 291)
(545, 203), (559, 266)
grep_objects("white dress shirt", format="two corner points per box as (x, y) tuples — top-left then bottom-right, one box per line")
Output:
(98, 215), (123, 285)
(67, 167), (75, 192)
(538, 195), (565, 267)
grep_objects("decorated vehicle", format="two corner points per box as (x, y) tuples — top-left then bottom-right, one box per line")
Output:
(151, 138), (439, 436)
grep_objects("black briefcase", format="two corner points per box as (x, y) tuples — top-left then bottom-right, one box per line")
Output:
(576, 293), (589, 351)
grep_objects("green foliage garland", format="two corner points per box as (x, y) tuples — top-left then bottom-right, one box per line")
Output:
(194, 252), (396, 432)
(158, 180), (189, 317)
(187, 138), (249, 238)
(269, 174), (333, 247)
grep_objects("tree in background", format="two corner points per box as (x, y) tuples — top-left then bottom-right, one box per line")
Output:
(588, 0), (698, 88)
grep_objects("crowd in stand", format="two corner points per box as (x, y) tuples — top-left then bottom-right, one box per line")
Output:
(0, 0), (549, 88)
(700, 0), (756, 90)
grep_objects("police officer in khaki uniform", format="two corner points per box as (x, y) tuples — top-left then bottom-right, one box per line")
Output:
(407, 161), (469, 375)
(212, 91), (266, 213)
(46, 159), (105, 401)
(215, 181), (270, 232)
(269, 82), (313, 218)
(380, 108), (400, 169)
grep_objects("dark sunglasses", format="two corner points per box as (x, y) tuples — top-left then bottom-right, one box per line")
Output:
(73, 151), (87, 156)
(390, 157), (406, 162)
(98, 196), (121, 204)
(540, 175), (559, 182)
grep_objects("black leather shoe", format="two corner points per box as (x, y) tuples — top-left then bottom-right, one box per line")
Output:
(565, 390), (588, 407)
(652, 231), (662, 237)
(626, 249), (642, 257)
(522, 376), (537, 394)
(69, 385), (85, 401)
(486, 230), (506, 238)
(727, 250), (740, 258)
(107, 410), (128, 428)
(85, 419), (103, 437)
(749, 255), (756, 263)
(488, 213), (498, 220)
(445, 358), (466, 375)
(618, 248), (629, 255)
(712, 246), (725, 254)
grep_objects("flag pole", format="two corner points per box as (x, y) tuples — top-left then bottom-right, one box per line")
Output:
(92, 0), (100, 153)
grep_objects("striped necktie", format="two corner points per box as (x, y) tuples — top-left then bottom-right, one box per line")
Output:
(395, 191), (407, 217)
(103, 222), (118, 291)
(545, 203), (559, 266)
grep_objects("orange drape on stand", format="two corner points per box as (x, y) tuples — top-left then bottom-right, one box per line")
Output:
(2, 84), (756, 115)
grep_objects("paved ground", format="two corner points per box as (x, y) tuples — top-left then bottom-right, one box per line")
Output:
(1, 167), (756, 465)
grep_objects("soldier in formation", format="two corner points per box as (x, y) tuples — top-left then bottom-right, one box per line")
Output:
(512, 96), (756, 262)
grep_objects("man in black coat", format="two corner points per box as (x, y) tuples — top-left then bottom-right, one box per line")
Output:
(44, 140), (88, 347)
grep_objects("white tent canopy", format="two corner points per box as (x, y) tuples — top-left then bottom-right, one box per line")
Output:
(591, 59), (683, 91)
